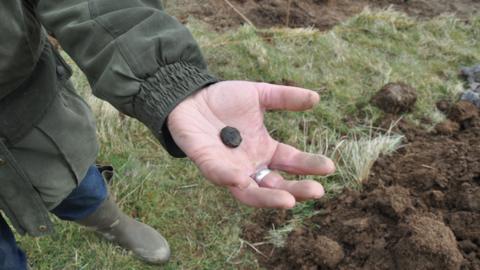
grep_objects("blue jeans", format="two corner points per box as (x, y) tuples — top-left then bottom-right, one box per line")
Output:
(0, 165), (107, 270)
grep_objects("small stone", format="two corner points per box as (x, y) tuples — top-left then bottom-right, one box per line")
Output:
(220, 126), (242, 148)
(461, 90), (480, 108)
(461, 64), (480, 84)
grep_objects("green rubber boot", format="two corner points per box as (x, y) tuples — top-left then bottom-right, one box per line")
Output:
(76, 197), (170, 264)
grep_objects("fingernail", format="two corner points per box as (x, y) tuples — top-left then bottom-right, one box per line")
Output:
(323, 158), (336, 175)
(282, 198), (296, 209)
(305, 155), (336, 175)
(315, 189), (325, 199)
(311, 92), (320, 104)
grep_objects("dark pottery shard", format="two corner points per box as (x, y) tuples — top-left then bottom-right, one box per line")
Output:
(220, 126), (242, 148)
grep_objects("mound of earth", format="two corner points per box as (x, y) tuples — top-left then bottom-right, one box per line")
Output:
(243, 102), (480, 270)
(172, 0), (480, 31)
(371, 82), (418, 114)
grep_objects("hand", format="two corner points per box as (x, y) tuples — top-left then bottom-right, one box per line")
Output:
(167, 81), (335, 209)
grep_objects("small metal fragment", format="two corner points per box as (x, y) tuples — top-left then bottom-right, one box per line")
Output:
(220, 126), (242, 148)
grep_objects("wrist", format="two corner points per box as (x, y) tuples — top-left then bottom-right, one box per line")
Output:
(134, 62), (218, 157)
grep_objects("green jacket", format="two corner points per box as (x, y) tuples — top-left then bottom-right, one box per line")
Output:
(0, 0), (218, 236)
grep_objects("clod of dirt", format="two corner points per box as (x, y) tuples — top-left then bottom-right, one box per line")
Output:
(341, 217), (370, 232)
(436, 100), (451, 113)
(456, 186), (480, 211)
(448, 100), (479, 122)
(424, 190), (446, 208)
(286, 230), (344, 269)
(363, 185), (413, 219)
(393, 215), (463, 270)
(435, 120), (460, 135)
(371, 82), (417, 114)
(448, 211), (480, 241)
(313, 236), (344, 269)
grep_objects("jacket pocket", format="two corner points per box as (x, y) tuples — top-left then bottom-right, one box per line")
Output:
(36, 88), (99, 186)
(34, 47), (98, 187)
(0, 138), (54, 236)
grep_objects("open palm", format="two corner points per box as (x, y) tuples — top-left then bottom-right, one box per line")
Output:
(168, 81), (335, 208)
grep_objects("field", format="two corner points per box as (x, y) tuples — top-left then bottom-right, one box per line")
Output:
(18, 1), (480, 269)
(244, 102), (480, 269)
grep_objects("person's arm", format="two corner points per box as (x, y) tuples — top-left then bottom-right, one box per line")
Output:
(37, 0), (218, 157)
(38, 0), (335, 208)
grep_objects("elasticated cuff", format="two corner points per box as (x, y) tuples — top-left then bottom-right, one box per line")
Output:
(133, 62), (219, 157)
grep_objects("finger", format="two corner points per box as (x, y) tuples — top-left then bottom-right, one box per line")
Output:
(257, 83), (320, 111)
(195, 155), (252, 189)
(270, 143), (335, 175)
(229, 183), (296, 209)
(259, 171), (325, 201)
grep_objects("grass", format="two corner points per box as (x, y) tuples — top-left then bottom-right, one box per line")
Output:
(16, 9), (480, 269)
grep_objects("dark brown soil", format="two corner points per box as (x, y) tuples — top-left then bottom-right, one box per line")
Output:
(435, 119), (461, 135)
(243, 101), (480, 270)
(371, 82), (418, 114)
(171, 0), (480, 31)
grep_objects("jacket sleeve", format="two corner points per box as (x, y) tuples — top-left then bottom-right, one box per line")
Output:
(36, 0), (219, 157)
